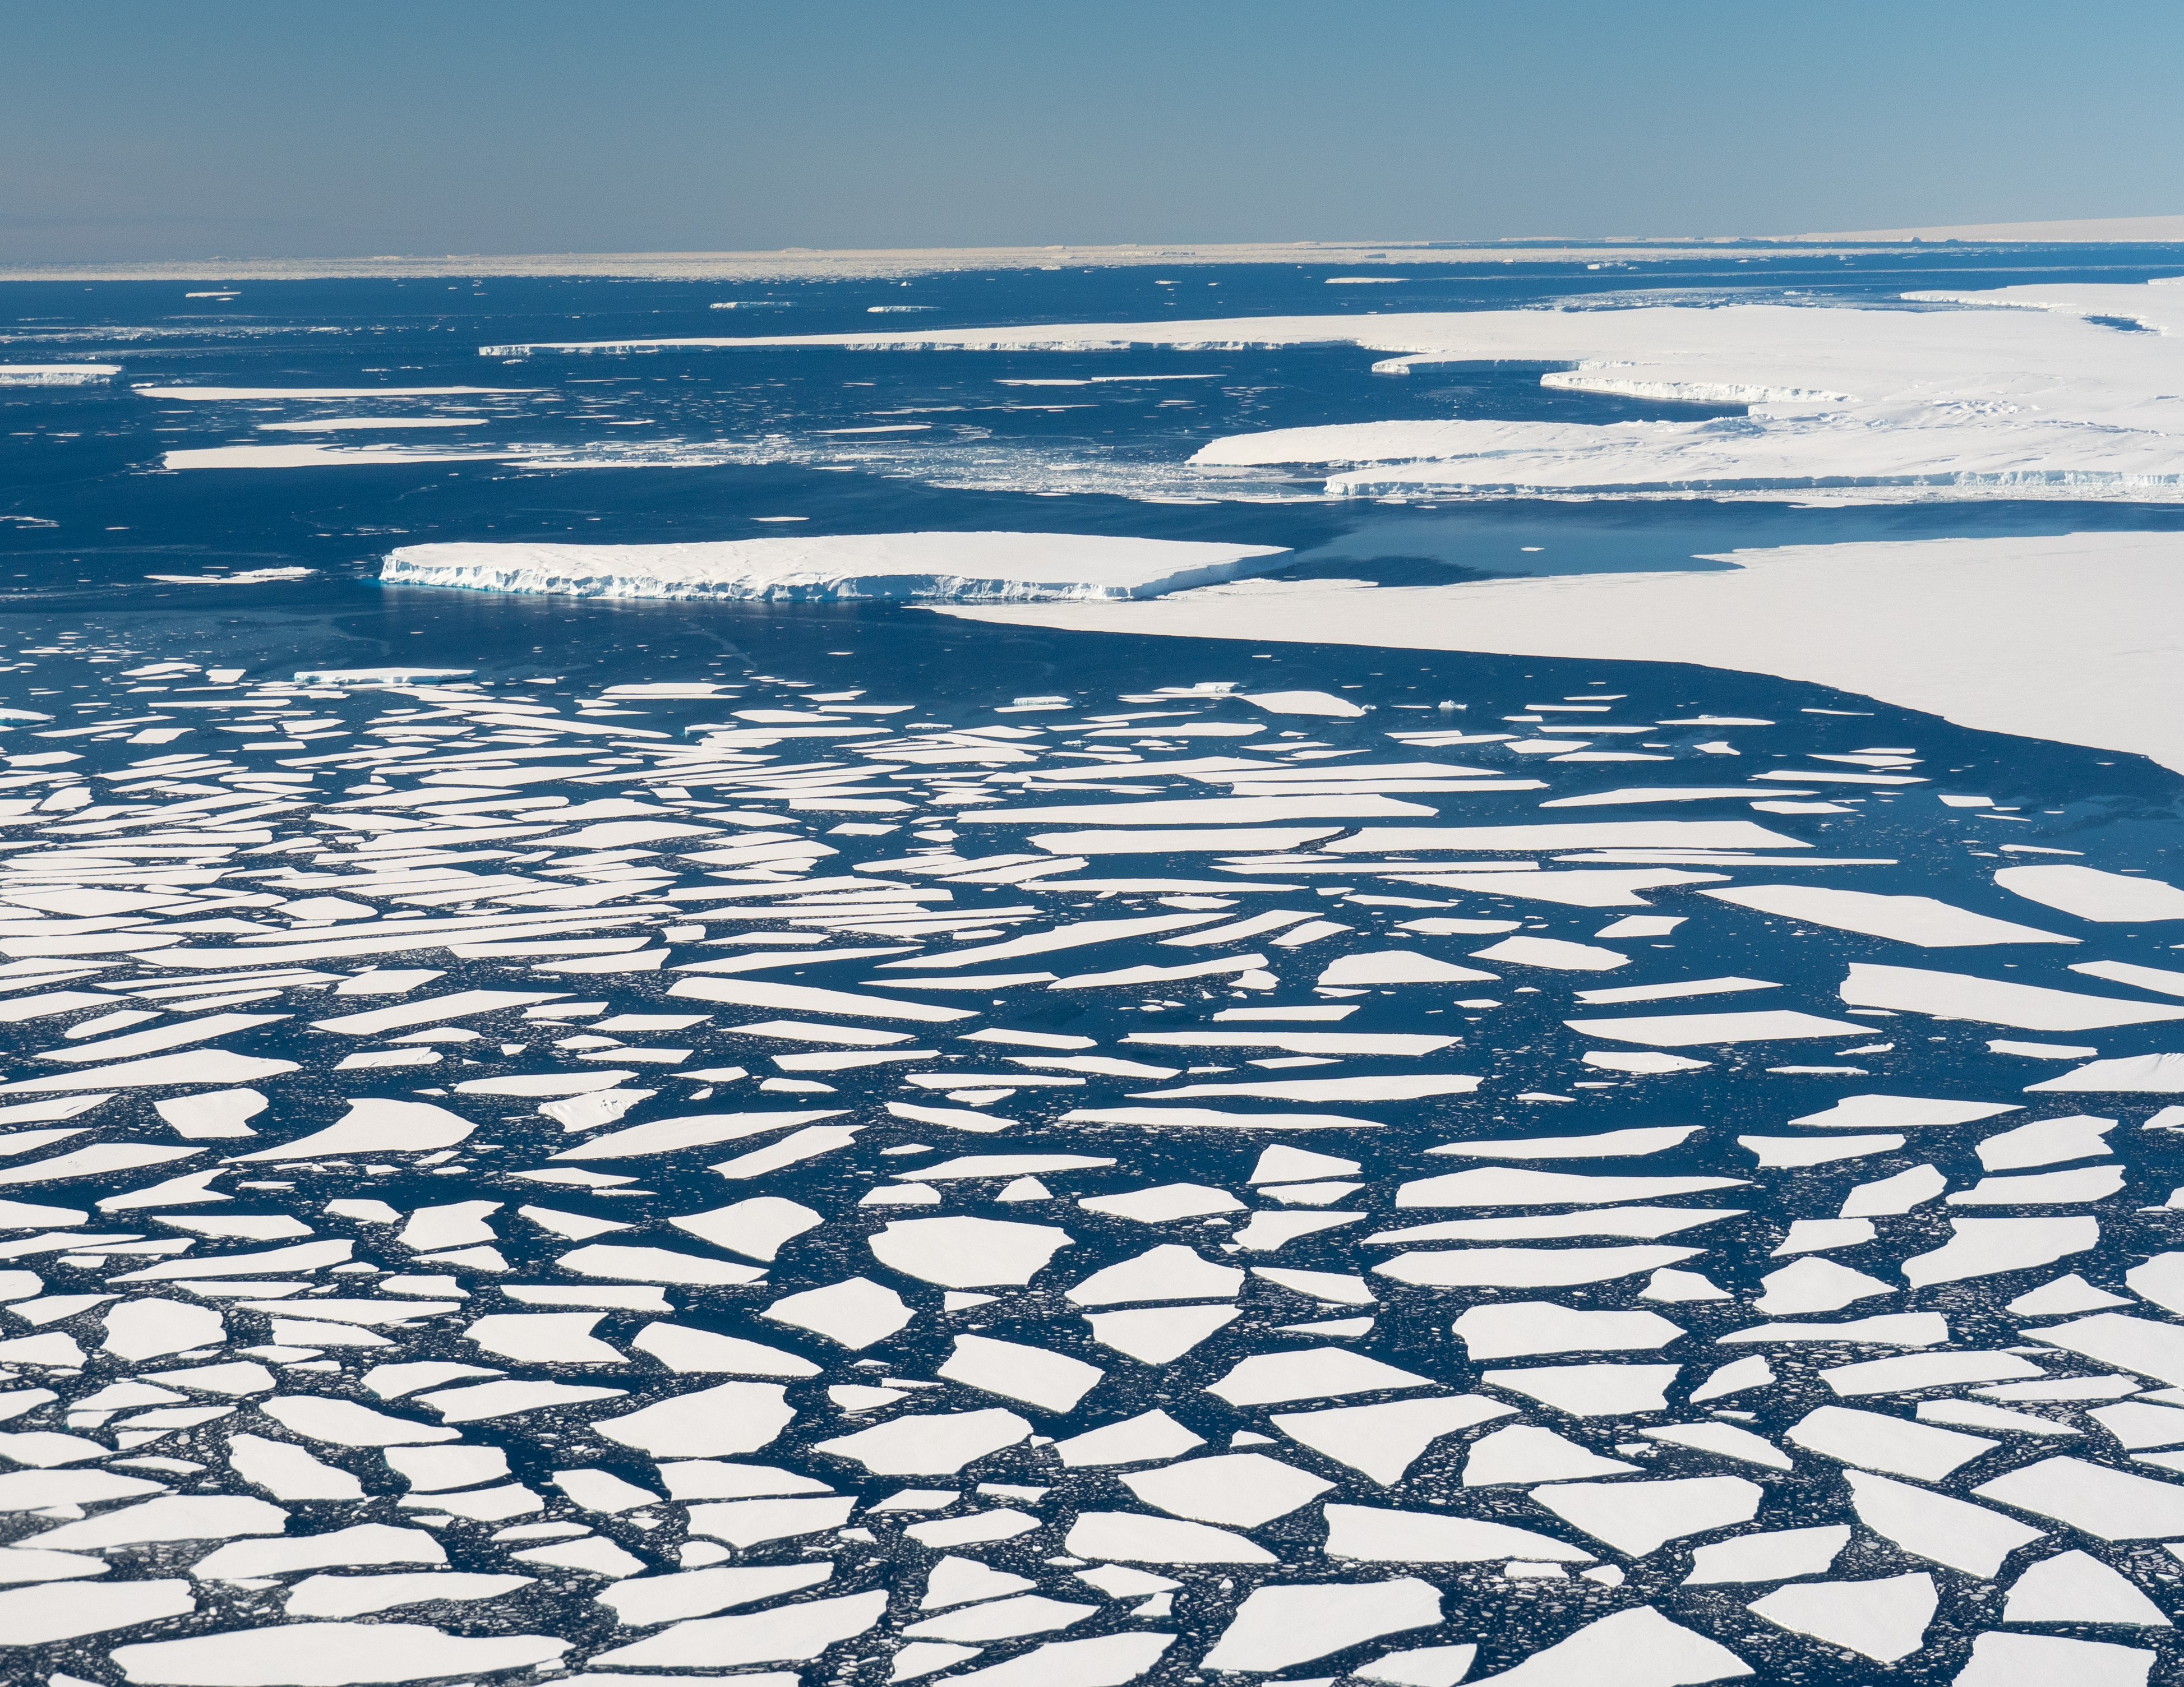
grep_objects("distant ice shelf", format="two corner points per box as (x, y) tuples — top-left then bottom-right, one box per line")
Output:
(491, 279), (2184, 506)
(0, 363), (121, 386)
(380, 531), (1291, 604)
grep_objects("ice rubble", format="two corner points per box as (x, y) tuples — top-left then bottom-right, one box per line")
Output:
(381, 532), (1290, 604)
(0, 657), (2177, 1687)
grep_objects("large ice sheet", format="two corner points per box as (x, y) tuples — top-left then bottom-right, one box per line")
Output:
(942, 532), (2184, 774)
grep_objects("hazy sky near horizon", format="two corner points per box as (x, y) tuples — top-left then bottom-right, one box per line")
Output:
(4, 0), (2181, 264)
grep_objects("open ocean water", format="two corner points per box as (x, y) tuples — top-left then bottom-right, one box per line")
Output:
(0, 248), (2181, 1686)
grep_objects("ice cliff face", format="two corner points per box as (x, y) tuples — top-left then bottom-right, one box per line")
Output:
(380, 531), (1291, 603)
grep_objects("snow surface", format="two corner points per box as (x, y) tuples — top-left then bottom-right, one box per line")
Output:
(941, 531), (2184, 773)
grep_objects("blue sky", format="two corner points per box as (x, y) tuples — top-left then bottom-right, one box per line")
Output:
(3, 0), (2179, 262)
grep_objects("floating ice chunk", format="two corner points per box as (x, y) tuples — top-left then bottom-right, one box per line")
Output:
(1383, 1245), (1701, 1290)
(1689, 1356), (1775, 1403)
(1840, 962), (2184, 1031)
(1755, 1258), (1894, 1316)
(1822, 1352), (2043, 1395)
(0, 1546), (108, 1585)
(1683, 1525), (1848, 1584)
(1463, 1604), (1750, 1686)
(1840, 1164), (1947, 1217)
(594, 1382), (795, 1458)
(1325, 1501), (1593, 1564)
(2003, 1548), (2169, 1625)
(867, 1215), (1072, 1288)
(1643, 1267), (1730, 1302)
(940, 1334), (1104, 1412)
(558, 1242), (767, 1285)
(685, 1495), (856, 1547)
(1055, 1410), (1205, 1468)
(1790, 1093), (2019, 1129)
(284, 1571), (534, 1618)
(0, 1578), (195, 1646)
(417, 1380), (625, 1423)
(1747, 1572), (1936, 1663)
(1451, 1303), (1686, 1359)
(632, 1322), (819, 1378)
(26, 1494), (288, 1551)
(1583, 1050), (1712, 1074)
(815, 1408), (1032, 1475)
(111, 1621), (569, 1685)
(904, 1591), (1098, 1642)
(553, 1468), (659, 1513)
(226, 1434), (364, 1501)
(1241, 690), (1368, 717)
(1563, 1010), (1871, 1047)
(1399, 1167), (1744, 1207)
(1271, 1395), (1513, 1483)
(1066, 1245), (1241, 1306)
(1123, 1452), (1332, 1529)
(1786, 1405), (1996, 1481)
(1948, 1164), (2126, 1204)
(1844, 1469), (2044, 1575)
(1705, 885), (2073, 946)
(1206, 1348), (1435, 1406)
(0, 1048), (298, 1096)
(764, 1275), (915, 1348)
(1996, 865), (2184, 923)
(1740, 1132), (1903, 1167)
(1720, 1312), (1949, 1347)
(192, 1523), (445, 1581)
(1432, 1125), (1698, 1160)
(2027, 1055), (2184, 1093)
(1252, 1145), (1360, 1182)
(1640, 1422), (1791, 1471)
(1084, 1304), (1241, 1363)
(587, 1589), (888, 1670)
(102, 1296), (226, 1360)
(672, 975), (973, 1021)
(156, 1089), (268, 1140)
(1471, 937), (1628, 972)
(1317, 950), (1500, 985)
(1953, 1632), (2156, 1687)
(922, 1631), (1175, 1687)
(2074, 960), (2184, 999)
(228, 1097), (474, 1162)
(262, 1397), (456, 1448)
(1354, 1643), (1480, 1687)
(1975, 1455), (2184, 1538)
(918, 1555), (1031, 1611)
(1978, 1113), (2116, 1169)
(464, 1311), (622, 1365)
(384, 1445), (506, 1491)
(1901, 1216), (2099, 1286)
(1483, 1364), (1680, 1416)
(1462, 1426), (1640, 1486)
(655, 1461), (830, 1499)
(1199, 1577), (1442, 1673)
(1062, 1510), (1275, 1564)
(551, 1108), (844, 1161)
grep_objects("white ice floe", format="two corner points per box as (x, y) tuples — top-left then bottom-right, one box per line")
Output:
(1839, 963), (2184, 1031)
(1843, 1469), (2045, 1576)
(1682, 1525), (1848, 1585)
(1703, 885), (2074, 947)
(1746, 1572), (1936, 1664)
(1465, 1603), (1750, 1685)
(383, 532), (1288, 604)
(1199, 1577), (1442, 1673)
(1531, 1476), (1762, 1556)
(1997, 865), (2184, 923)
